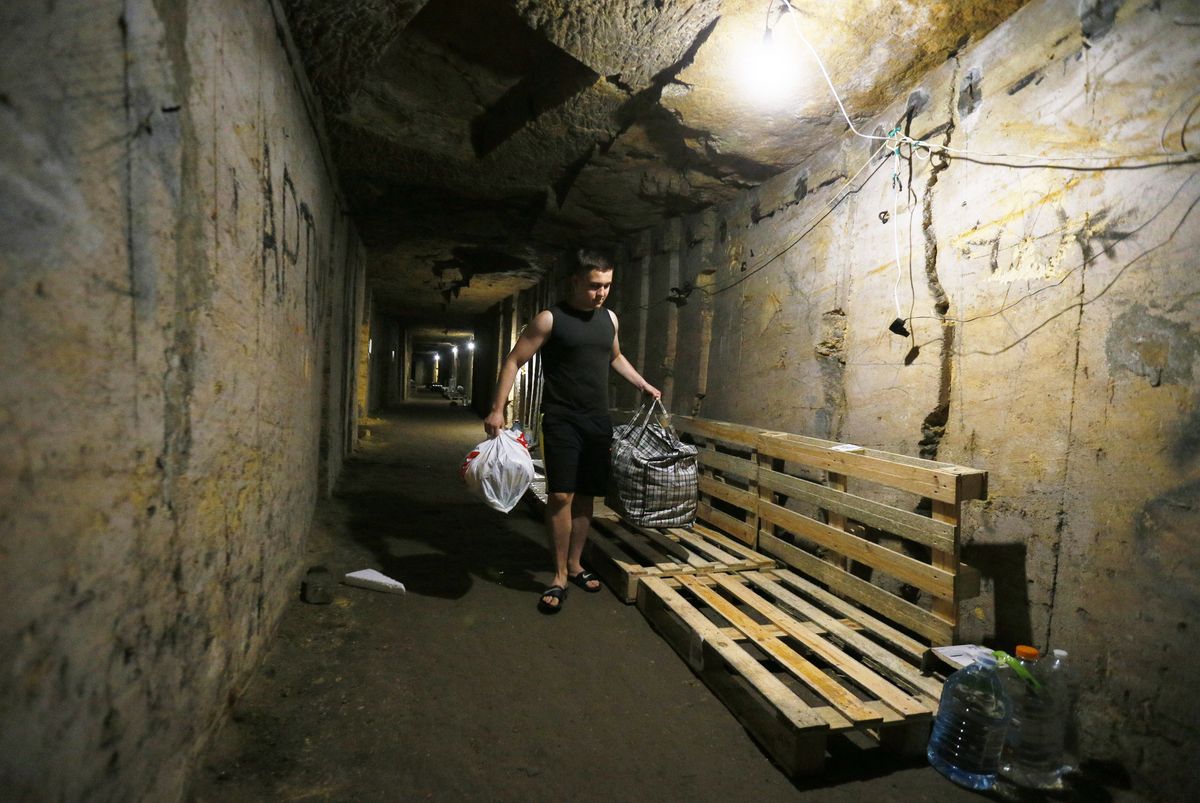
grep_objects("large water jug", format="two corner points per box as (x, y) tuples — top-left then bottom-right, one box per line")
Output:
(927, 654), (1012, 790)
(1002, 648), (1072, 789)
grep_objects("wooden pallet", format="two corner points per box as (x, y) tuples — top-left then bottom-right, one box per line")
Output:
(637, 570), (944, 775)
(524, 467), (774, 603)
(586, 513), (775, 603)
(754, 431), (985, 646)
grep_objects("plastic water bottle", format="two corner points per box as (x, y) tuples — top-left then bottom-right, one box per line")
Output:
(1002, 649), (1072, 789)
(927, 654), (1011, 790)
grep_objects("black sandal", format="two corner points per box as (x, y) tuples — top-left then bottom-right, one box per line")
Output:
(538, 585), (567, 614)
(568, 570), (602, 593)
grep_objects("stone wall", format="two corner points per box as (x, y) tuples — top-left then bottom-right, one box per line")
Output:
(613, 0), (1199, 796)
(0, 0), (365, 799)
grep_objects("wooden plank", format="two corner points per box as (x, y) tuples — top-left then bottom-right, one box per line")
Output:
(674, 416), (762, 449)
(756, 429), (985, 479)
(639, 577), (829, 732)
(677, 575), (882, 726)
(758, 433), (968, 503)
(811, 699), (917, 731)
(669, 527), (741, 565)
(721, 624), (789, 641)
(698, 502), (755, 545)
(757, 533), (954, 645)
(758, 501), (955, 601)
(592, 517), (674, 566)
(758, 466), (956, 553)
(825, 471), (849, 574)
(699, 474), (756, 514)
(709, 574), (931, 719)
(744, 571), (943, 701)
(633, 524), (711, 568)
(931, 499), (959, 636)
(686, 524), (774, 565)
(697, 449), (758, 481)
(584, 536), (642, 603)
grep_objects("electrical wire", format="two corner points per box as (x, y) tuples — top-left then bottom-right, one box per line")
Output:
(890, 141), (905, 319)
(625, 0), (1198, 317)
(778, 0), (1197, 167)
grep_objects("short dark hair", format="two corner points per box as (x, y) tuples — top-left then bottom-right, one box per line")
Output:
(574, 248), (613, 276)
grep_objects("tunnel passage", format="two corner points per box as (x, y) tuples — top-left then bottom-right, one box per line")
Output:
(3, 0), (1199, 801)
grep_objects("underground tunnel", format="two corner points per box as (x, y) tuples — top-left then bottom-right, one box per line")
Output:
(1, 0), (1198, 800)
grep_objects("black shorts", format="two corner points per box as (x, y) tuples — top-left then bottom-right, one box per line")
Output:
(542, 410), (612, 496)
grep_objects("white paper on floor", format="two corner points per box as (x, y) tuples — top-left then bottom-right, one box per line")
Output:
(342, 568), (407, 594)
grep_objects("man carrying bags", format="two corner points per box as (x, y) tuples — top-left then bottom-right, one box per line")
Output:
(484, 250), (660, 613)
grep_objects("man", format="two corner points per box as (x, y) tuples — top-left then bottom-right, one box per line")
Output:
(484, 250), (660, 613)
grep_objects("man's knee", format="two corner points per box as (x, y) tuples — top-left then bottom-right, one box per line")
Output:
(548, 491), (574, 510)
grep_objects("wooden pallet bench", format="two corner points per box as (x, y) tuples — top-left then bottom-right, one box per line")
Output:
(637, 416), (987, 775)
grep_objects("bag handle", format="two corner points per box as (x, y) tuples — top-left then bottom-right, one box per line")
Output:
(627, 397), (674, 440)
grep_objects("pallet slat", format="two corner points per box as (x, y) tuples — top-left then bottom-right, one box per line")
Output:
(697, 502), (755, 545)
(758, 432), (983, 504)
(709, 574), (931, 719)
(758, 466), (956, 553)
(758, 500), (955, 601)
(676, 575), (883, 726)
(697, 449), (758, 480)
(744, 570), (942, 700)
(698, 474), (757, 513)
(674, 416), (762, 449)
(759, 532), (954, 645)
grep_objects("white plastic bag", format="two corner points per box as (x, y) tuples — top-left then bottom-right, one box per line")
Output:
(460, 429), (535, 513)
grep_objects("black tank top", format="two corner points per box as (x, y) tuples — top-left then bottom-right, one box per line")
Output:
(541, 301), (615, 417)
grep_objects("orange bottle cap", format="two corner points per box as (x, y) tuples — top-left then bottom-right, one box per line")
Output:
(1015, 645), (1040, 661)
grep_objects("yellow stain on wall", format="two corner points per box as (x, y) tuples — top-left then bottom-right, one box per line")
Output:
(951, 175), (1085, 247)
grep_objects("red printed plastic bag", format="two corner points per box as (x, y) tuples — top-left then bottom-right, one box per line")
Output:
(460, 429), (534, 513)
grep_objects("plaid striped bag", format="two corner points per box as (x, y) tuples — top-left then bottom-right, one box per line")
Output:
(606, 399), (698, 528)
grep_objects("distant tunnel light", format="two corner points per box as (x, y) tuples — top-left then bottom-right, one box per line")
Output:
(451, 345), (458, 355)
(433, 353), (439, 362)
(467, 341), (475, 351)
(368, 338), (372, 355)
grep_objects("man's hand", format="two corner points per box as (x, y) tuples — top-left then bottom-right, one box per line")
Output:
(641, 383), (662, 401)
(483, 411), (506, 438)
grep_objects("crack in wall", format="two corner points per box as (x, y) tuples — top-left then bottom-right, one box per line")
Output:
(815, 308), (847, 440)
(121, 10), (138, 425)
(1044, 215), (1092, 646)
(917, 63), (959, 462)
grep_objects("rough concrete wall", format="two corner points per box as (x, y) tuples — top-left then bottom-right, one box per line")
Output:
(356, 287), (373, 418)
(320, 227), (365, 496)
(0, 0), (364, 799)
(621, 0), (1199, 795)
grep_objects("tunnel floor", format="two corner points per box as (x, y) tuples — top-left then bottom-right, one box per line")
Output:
(187, 394), (983, 802)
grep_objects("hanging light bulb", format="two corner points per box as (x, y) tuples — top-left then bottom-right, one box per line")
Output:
(736, 1), (803, 108)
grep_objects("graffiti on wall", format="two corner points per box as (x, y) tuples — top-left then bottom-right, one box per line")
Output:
(260, 137), (326, 335)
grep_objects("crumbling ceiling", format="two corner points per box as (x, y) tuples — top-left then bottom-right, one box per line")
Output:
(281, 0), (1027, 324)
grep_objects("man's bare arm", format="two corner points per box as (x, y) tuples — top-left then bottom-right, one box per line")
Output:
(609, 311), (661, 400)
(483, 310), (553, 437)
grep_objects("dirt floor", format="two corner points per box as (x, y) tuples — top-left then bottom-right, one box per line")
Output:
(186, 396), (1122, 802)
